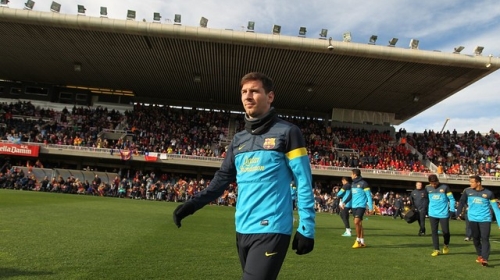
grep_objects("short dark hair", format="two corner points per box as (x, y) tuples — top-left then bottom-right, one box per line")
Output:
(428, 174), (439, 183)
(341, 177), (350, 183)
(240, 72), (274, 93)
(352, 168), (361, 177)
(469, 175), (482, 183)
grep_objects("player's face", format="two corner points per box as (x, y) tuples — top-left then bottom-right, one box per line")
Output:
(469, 178), (480, 190)
(241, 80), (274, 119)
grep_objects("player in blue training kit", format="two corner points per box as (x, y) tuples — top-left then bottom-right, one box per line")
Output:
(337, 177), (352, 237)
(426, 174), (456, 257)
(350, 169), (373, 248)
(456, 175), (500, 267)
(173, 72), (316, 280)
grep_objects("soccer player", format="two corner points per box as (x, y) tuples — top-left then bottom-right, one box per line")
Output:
(426, 174), (455, 257)
(172, 72), (316, 280)
(456, 175), (500, 266)
(350, 169), (373, 248)
(337, 177), (352, 237)
(410, 181), (428, 236)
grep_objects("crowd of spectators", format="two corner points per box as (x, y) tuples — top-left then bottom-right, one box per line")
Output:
(401, 128), (500, 176)
(2, 101), (500, 225)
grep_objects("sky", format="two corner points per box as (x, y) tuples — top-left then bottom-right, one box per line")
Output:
(5, 0), (500, 134)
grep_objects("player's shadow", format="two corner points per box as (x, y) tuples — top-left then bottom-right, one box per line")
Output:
(0, 267), (54, 278)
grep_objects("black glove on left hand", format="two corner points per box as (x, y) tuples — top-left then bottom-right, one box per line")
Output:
(173, 201), (195, 228)
(292, 231), (314, 255)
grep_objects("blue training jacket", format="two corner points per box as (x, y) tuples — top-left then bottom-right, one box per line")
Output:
(337, 183), (352, 208)
(426, 183), (455, 218)
(457, 187), (500, 224)
(351, 177), (373, 211)
(188, 109), (316, 238)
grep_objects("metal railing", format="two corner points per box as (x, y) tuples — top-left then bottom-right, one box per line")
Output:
(3, 140), (499, 182)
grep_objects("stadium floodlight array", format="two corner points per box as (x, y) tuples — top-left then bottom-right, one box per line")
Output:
(153, 12), (161, 22)
(77, 5), (86, 15)
(369, 35), (378, 45)
(453, 46), (464, 54)
(0, 0), (9, 7)
(100, 6), (107, 18)
(126, 10), (136, 20)
(298, 27), (307, 37)
(474, 46), (484, 56)
(342, 32), (352, 42)
(409, 39), (419, 49)
(50, 1), (60, 13)
(200, 17), (208, 28)
(24, 0), (35, 10)
(272, 25), (281, 35)
(174, 14), (181, 25)
(247, 21), (255, 32)
(319, 29), (328, 39)
(388, 38), (398, 47)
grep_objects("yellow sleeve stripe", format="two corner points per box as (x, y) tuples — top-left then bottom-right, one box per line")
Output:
(491, 199), (497, 203)
(364, 188), (370, 191)
(446, 192), (453, 195)
(286, 147), (307, 160)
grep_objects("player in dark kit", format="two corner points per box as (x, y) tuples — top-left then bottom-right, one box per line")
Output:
(173, 72), (316, 280)
(456, 175), (500, 267)
(337, 177), (352, 237)
(410, 181), (428, 236)
(426, 174), (455, 257)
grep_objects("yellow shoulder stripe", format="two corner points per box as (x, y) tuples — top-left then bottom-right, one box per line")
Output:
(286, 147), (307, 160)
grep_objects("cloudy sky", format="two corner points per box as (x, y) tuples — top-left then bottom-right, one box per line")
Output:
(6, 0), (500, 134)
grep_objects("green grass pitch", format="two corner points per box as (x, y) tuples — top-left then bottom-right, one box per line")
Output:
(1, 189), (499, 279)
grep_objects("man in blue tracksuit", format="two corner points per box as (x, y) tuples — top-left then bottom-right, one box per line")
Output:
(426, 174), (456, 257)
(456, 175), (500, 266)
(337, 177), (352, 237)
(350, 169), (373, 248)
(173, 72), (316, 280)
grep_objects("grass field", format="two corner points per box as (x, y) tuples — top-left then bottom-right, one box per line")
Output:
(1, 190), (499, 280)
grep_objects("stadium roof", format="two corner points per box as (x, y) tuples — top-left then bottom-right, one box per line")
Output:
(1, 8), (499, 124)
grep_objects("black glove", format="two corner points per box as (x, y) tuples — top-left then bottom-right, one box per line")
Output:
(173, 201), (195, 228)
(292, 231), (314, 255)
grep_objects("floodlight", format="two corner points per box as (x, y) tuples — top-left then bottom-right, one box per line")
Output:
(272, 25), (281, 35)
(453, 46), (464, 54)
(486, 54), (492, 68)
(474, 46), (484, 56)
(409, 39), (419, 49)
(174, 14), (181, 25)
(153, 12), (161, 22)
(342, 32), (352, 42)
(200, 17), (208, 28)
(24, 0), (35, 10)
(50, 1), (60, 13)
(0, 0), (10, 7)
(100, 6), (108, 17)
(328, 37), (333, 50)
(194, 74), (201, 83)
(368, 35), (378, 45)
(126, 10), (136, 20)
(298, 27), (307, 37)
(413, 95), (420, 102)
(319, 29), (328, 39)
(247, 21), (255, 32)
(77, 5), (86, 15)
(388, 38), (398, 47)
